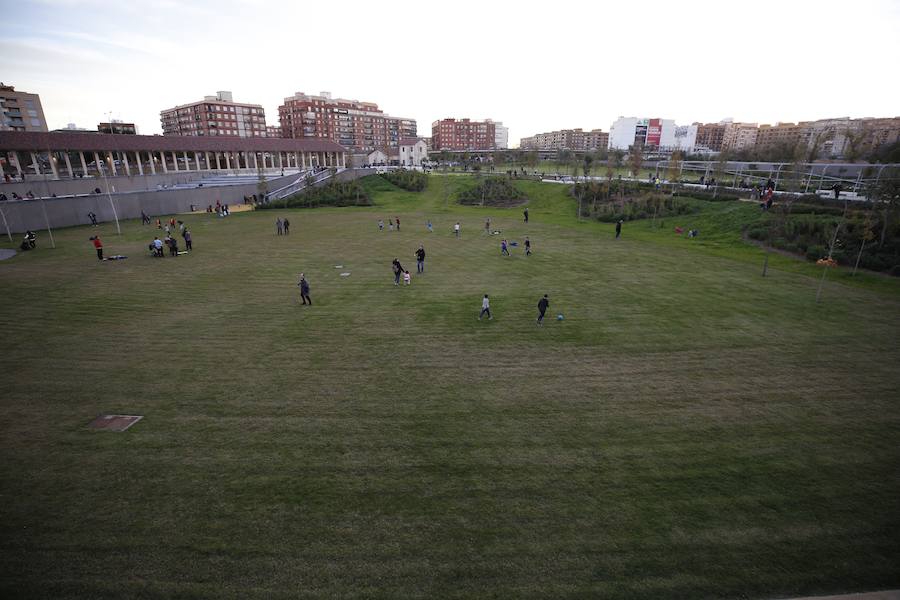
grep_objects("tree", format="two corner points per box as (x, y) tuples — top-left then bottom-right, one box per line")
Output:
(668, 150), (684, 185)
(628, 144), (643, 177)
(608, 149), (623, 181)
(582, 152), (594, 180)
(843, 124), (870, 163)
(865, 167), (900, 249)
(557, 150), (572, 177)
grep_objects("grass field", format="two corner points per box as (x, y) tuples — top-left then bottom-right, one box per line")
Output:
(1, 175), (899, 599)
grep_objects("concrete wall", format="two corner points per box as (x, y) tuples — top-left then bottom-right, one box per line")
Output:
(0, 168), (295, 199)
(0, 170), (374, 234)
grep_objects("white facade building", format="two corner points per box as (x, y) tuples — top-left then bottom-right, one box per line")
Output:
(672, 124), (698, 152)
(487, 119), (509, 149)
(398, 138), (428, 167)
(608, 117), (677, 150)
(367, 149), (388, 166)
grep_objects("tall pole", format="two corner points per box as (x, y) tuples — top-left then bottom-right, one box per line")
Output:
(39, 198), (56, 248)
(100, 158), (121, 235)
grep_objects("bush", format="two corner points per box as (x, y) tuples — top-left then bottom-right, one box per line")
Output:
(260, 180), (371, 209)
(381, 169), (427, 192)
(458, 178), (527, 206)
(573, 182), (699, 222)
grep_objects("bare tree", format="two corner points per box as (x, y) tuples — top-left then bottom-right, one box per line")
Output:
(628, 144), (643, 177)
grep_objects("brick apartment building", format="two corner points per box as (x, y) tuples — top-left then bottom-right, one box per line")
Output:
(278, 91), (416, 152)
(694, 122), (726, 152)
(266, 125), (282, 138)
(0, 83), (47, 132)
(431, 118), (497, 151)
(160, 91), (267, 138)
(520, 128), (608, 152)
(721, 122), (759, 152)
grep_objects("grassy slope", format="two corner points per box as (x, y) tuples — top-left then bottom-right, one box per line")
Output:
(0, 175), (898, 599)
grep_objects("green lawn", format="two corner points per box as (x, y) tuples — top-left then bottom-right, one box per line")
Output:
(1, 175), (898, 599)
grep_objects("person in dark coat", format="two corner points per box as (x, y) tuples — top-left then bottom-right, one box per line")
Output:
(537, 294), (549, 326)
(615, 220), (623, 239)
(523, 207), (529, 223)
(415, 245), (425, 273)
(298, 273), (311, 305)
(392, 258), (404, 285)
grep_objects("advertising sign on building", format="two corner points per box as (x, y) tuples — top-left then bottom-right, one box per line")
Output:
(646, 118), (662, 147)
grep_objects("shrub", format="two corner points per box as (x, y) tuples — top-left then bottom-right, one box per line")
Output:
(458, 178), (527, 206)
(381, 169), (427, 192)
(260, 180), (371, 209)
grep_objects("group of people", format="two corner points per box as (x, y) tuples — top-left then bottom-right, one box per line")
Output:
(477, 293), (552, 325)
(377, 217), (402, 231)
(19, 230), (37, 251)
(147, 217), (192, 256)
(276, 218), (291, 235)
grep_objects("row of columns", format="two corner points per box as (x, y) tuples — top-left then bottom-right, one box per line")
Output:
(1, 149), (346, 180)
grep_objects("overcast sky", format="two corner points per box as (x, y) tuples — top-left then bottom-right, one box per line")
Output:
(3, 0), (898, 146)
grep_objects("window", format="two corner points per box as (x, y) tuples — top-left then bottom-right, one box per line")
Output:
(30, 118), (41, 127)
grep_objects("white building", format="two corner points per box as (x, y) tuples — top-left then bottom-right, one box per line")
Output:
(672, 124), (698, 152)
(487, 119), (508, 149)
(398, 138), (428, 167)
(367, 149), (388, 166)
(608, 117), (677, 150)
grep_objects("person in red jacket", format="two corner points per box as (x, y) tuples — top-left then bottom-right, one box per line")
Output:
(91, 236), (103, 260)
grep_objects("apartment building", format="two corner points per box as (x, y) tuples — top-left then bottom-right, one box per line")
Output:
(160, 91), (267, 138)
(519, 128), (608, 152)
(431, 118), (497, 151)
(278, 91), (416, 152)
(721, 122), (759, 152)
(0, 83), (48, 132)
(266, 125), (282, 138)
(487, 119), (509, 149)
(694, 122), (726, 152)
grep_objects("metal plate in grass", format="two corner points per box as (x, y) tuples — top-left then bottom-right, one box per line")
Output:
(88, 415), (143, 432)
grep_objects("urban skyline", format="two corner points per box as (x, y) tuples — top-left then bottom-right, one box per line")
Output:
(3, 0), (898, 147)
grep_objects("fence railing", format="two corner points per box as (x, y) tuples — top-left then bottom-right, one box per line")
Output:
(265, 168), (341, 201)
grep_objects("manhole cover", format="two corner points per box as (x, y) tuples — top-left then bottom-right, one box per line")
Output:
(88, 415), (143, 432)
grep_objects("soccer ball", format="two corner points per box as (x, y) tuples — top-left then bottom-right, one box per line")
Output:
(557, 314), (564, 321)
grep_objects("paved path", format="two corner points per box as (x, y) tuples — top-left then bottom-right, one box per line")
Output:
(0, 248), (16, 260)
(778, 591), (900, 600)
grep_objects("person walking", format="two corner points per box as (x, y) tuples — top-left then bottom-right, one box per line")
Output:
(454, 222), (460, 238)
(283, 218), (290, 234)
(298, 273), (311, 305)
(395, 216), (401, 231)
(478, 294), (492, 320)
(537, 294), (550, 326)
(501, 238), (510, 256)
(524, 237), (532, 256)
(484, 217), (491, 235)
(389, 218), (394, 231)
(141, 211), (151, 225)
(392, 258), (404, 285)
(88, 211), (98, 226)
(403, 270), (411, 285)
(91, 235), (103, 261)
(426, 219), (433, 233)
(415, 245), (426, 274)
(615, 219), (623, 239)
(183, 229), (192, 251)
(276, 218), (283, 235)
(523, 207), (529, 223)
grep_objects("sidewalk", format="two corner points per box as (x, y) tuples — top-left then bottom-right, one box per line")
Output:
(778, 591), (900, 600)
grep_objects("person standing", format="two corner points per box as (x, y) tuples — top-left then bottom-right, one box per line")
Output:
(524, 237), (532, 256)
(478, 294), (492, 320)
(141, 211), (151, 225)
(454, 222), (460, 238)
(395, 216), (401, 231)
(389, 219), (394, 231)
(153, 236), (164, 257)
(537, 294), (550, 326)
(378, 219), (384, 231)
(91, 235), (103, 261)
(298, 273), (311, 305)
(484, 217), (491, 235)
(426, 219), (433, 233)
(283, 218), (290, 234)
(276, 218), (283, 235)
(88, 211), (98, 226)
(415, 245), (426, 274)
(183, 229), (193, 251)
(392, 258), (404, 285)
(615, 219), (623, 239)
(501, 239), (509, 256)
(523, 207), (529, 223)
(403, 270), (411, 285)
